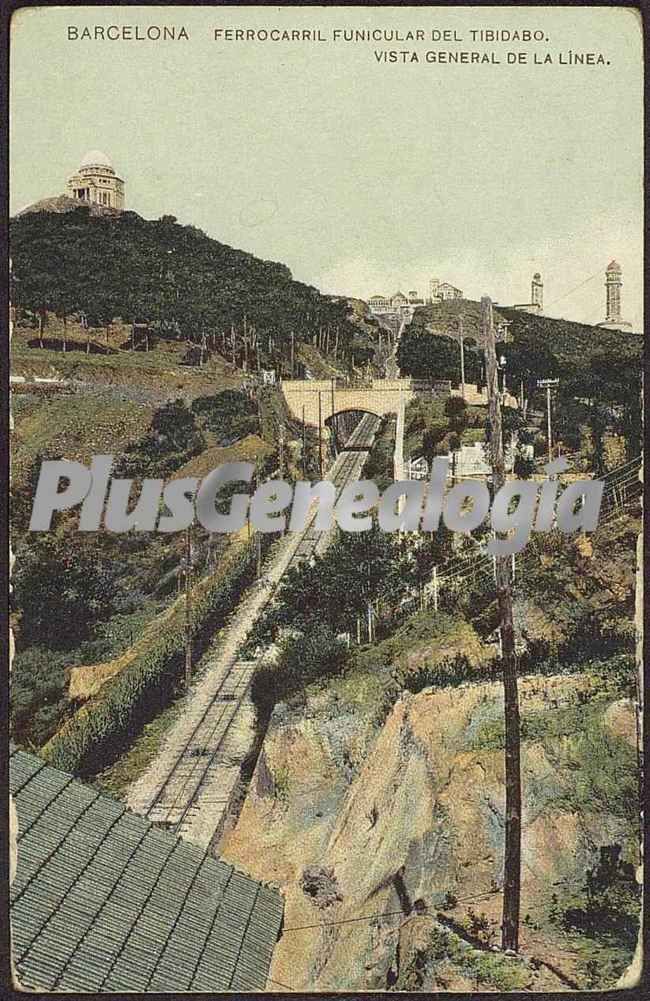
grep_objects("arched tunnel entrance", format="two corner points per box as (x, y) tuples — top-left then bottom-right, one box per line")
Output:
(325, 408), (381, 457)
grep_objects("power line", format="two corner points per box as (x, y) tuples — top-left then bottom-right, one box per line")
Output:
(283, 907), (408, 932)
(544, 270), (601, 309)
(266, 976), (297, 992)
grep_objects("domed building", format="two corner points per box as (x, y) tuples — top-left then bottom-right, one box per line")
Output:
(66, 150), (125, 210)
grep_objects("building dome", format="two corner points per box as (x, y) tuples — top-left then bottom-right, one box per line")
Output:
(80, 149), (113, 169)
(606, 260), (622, 273)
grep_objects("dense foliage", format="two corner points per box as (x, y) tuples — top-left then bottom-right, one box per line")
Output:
(14, 532), (126, 649)
(10, 206), (362, 370)
(41, 536), (271, 775)
(246, 527), (400, 649)
(399, 300), (642, 462)
(397, 330), (482, 385)
(116, 399), (206, 477)
(191, 390), (258, 445)
(250, 623), (348, 728)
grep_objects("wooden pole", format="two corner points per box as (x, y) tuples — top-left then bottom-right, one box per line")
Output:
(459, 315), (466, 400)
(433, 566), (438, 612)
(318, 391), (323, 479)
(184, 526), (192, 689)
(546, 385), (553, 463)
(302, 404), (307, 477)
(291, 330), (295, 375)
(482, 295), (521, 954)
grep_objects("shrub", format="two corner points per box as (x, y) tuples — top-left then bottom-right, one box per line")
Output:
(115, 399), (205, 478)
(191, 390), (258, 444)
(10, 646), (73, 747)
(560, 844), (640, 948)
(250, 622), (348, 728)
(14, 533), (126, 650)
(41, 536), (268, 775)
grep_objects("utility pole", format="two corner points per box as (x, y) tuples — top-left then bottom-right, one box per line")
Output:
(482, 295), (521, 954)
(279, 423), (285, 478)
(290, 330), (295, 375)
(184, 526), (192, 689)
(537, 378), (559, 463)
(253, 462), (262, 577)
(318, 391), (323, 479)
(302, 404), (307, 478)
(458, 315), (466, 400)
(330, 378), (336, 455)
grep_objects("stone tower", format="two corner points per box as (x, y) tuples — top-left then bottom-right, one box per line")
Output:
(66, 150), (125, 210)
(598, 260), (632, 331)
(531, 272), (543, 310)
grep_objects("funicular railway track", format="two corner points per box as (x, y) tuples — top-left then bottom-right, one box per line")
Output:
(129, 412), (380, 845)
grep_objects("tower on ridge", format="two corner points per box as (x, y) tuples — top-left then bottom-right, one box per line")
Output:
(597, 260), (632, 331)
(512, 272), (544, 315)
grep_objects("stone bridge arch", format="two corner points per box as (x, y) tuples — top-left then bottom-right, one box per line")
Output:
(281, 378), (416, 427)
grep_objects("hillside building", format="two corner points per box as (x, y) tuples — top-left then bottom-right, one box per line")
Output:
(367, 290), (423, 317)
(66, 150), (125, 210)
(429, 278), (464, 302)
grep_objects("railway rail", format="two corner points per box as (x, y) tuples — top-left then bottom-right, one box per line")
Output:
(131, 412), (380, 843)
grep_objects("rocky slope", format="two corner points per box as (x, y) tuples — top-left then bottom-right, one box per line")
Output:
(221, 670), (639, 991)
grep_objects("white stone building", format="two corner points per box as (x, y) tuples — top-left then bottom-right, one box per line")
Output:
(367, 290), (423, 317)
(429, 278), (464, 302)
(66, 150), (125, 210)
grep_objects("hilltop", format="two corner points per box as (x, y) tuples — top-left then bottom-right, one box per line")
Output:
(406, 298), (641, 358)
(16, 194), (120, 218)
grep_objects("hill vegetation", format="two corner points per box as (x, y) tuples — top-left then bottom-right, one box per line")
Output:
(397, 299), (642, 465)
(10, 205), (376, 376)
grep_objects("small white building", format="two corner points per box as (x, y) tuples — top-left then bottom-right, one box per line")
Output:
(429, 278), (463, 302)
(407, 455), (430, 480)
(449, 441), (515, 478)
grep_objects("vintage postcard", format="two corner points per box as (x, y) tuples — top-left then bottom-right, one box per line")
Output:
(7, 3), (644, 994)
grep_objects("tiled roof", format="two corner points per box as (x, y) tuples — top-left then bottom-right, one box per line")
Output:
(10, 747), (283, 993)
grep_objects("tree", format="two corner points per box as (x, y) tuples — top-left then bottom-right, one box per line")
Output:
(505, 331), (559, 410)
(191, 390), (258, 445)
(14, 533), (124, 650)
(397, 330), (481, 384)
(117, 400), (205, 478)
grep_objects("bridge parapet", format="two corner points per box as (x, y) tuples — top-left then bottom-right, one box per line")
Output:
(281, 377), (416, 427)
(280, 377), (517, 429)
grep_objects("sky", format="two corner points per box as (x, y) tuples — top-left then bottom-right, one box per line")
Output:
(10, 5), (644, 330)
